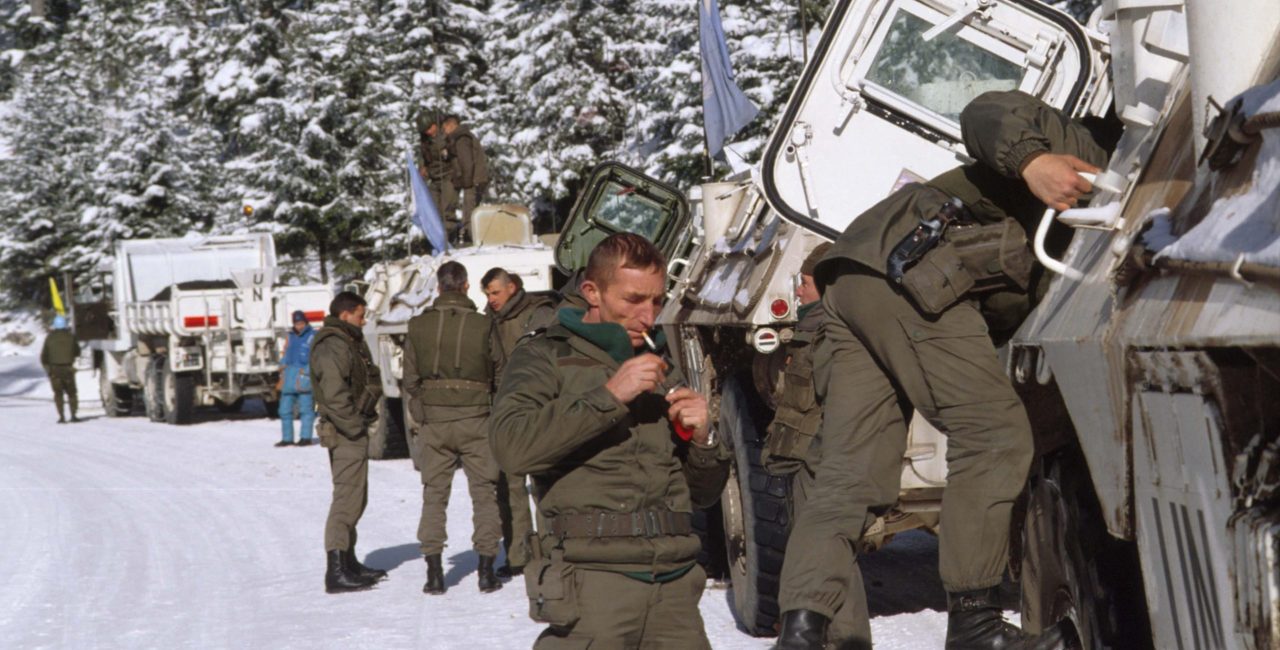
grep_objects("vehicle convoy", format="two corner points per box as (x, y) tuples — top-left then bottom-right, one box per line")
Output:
(83, 234), (332, 425)
(360, 204), (558, 458)
(559, 0), (1280, 646)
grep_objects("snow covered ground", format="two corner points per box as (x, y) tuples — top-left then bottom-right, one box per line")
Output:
(0, 351), (958, 649)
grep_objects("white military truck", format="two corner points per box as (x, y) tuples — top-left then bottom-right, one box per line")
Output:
(360, 204), (558, 458)
(558, 0), (1280, 647)
(87, 234), (332, 425)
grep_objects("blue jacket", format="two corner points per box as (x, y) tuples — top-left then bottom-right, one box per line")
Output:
(281, 326), (315, 393)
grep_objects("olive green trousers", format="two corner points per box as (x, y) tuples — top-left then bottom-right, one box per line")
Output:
(48, 364), (77, 419)
(533, 564), (711, 650)
(497, 471), (535, 568)
(415, 415), (502, 557)
(778, 267), (1033, 620)
(324, 431), (369, 552)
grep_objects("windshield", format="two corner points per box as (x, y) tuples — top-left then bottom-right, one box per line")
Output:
(590, 180), (668, 239)
(865, 9), (1023, 120)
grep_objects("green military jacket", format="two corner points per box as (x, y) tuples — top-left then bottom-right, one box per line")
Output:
(817, 90), (1110, 330)
(419, 130), (451, 182)
(311, 317), (381, 439)
(403, 291), (493, 422)
(490, 289), (556, 383)
(764, 302), (824, 474)
(447, 126), (490, 189)
(41, 329), (80, 368)
(819, 90), (1109, 275)
(489, 309), (731, 574)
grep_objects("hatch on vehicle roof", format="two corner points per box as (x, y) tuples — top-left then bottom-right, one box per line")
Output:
(762, 0), (1106, 238)
(554, 162), (691, 274)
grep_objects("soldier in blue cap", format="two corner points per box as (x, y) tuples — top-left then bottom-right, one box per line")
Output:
(41, 315), (80, 423)
(277, 310), (317, 446)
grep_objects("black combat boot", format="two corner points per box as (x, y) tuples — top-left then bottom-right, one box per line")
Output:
(773, 609), (829, 649)
(477, 555), (503, 593)
(423, 554), (446, 595)
(341, 550), (387, 582)
(945, 587), (1067, 650)
(325, 550), (377, 593)
(495, 563), (522, 579)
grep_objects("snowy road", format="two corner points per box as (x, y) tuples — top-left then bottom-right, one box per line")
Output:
(0, 355), (952, 649)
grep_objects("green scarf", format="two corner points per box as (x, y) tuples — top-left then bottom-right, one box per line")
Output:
(557, 307), (666, 364)
(796, 300), (821, 321)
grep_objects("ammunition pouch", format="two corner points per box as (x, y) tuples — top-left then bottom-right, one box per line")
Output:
(764, 353), (821, 473)
(524, 536), (581, 628)
(897, 217), (1033, 316)
(946, 218), (1033, 293)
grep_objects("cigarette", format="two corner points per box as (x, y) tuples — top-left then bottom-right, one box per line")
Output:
(642, 331), (658, 352)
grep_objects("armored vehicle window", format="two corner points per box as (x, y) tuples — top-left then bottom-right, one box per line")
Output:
(864, 9), (1022, 121)
(590, 181), (667, 240)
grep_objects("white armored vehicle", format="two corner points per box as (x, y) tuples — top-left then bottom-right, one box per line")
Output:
(86, 234), (332, 424)
(360, 204), (558, 458)
(561, 0), (1280, 646)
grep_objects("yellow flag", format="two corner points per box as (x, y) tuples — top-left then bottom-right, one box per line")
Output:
(49, 277), (66, 315)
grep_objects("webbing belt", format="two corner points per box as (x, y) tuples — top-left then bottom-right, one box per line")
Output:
(546, 510), (694, 539)
(421, 378), (489, 392)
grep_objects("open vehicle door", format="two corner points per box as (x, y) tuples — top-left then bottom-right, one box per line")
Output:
(762, 0), (1109, 238)
(555, 162), (691, 274)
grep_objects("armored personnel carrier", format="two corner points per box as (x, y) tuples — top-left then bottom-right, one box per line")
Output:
(559, 0), (1280, 645)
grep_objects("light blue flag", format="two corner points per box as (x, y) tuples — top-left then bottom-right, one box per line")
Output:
(699, 0), (759, 159)
(405, 149), (449, 254)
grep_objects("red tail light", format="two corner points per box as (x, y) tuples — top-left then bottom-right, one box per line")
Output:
(769, 299), (791, 319)
(184, 315), (219, 328)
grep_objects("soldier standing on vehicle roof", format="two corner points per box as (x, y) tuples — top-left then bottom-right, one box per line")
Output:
(403, 261), (504, 595)
(489, 233), (730, 649)
(311, 291), (388, 594)
(482, 266), (556, 579)
(764, 242), (874, 648)
(418, 115), (458, 222)
(41, 314), (80, 424)
(773, 90), (1118, 650)
(443, 115), (489, 245)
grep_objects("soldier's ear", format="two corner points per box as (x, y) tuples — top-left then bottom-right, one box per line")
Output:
(581, 279), (602, 308)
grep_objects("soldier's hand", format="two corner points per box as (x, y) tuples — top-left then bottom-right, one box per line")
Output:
(1020, 153), (1099, 212)
(604, 354), (667, 404)
(666, 388), (710, 443)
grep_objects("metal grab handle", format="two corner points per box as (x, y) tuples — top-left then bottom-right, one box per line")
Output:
(1032, 172), (1097, 281)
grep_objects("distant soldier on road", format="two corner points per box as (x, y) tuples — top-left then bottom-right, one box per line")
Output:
(311, 291), (388, 593)
(41, 314), (79, 424)
(773, 90), (1114, 649)
(443, 115), (489, 244)
(482, 266), (555, 578)
(403, 261), (503, 595)
(490, 233), (730, 649)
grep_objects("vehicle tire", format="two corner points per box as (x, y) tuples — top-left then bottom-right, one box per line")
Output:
(719, 374), (792, 636)
(1020, 449), (1153, 650)
(215, 397), (245, 413)
(143, 356), (165, 423)
(692, 502), (730, 581)
(99, 370), (132, 417)
(162, 364), (196, 425)
(263, 397), (280, 420)
(367, 396), (408, 460)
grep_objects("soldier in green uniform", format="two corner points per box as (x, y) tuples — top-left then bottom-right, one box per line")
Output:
(418, 116), (457, 220)
(765, 243), (874, 648)
(403, 261), (503, 594)
(482, 266), (555, 578)
(41, 315), (80, 423)
(311, 291), (388, 594)
(490, 233), (731, 649)
(774, 91), (1115, 649)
